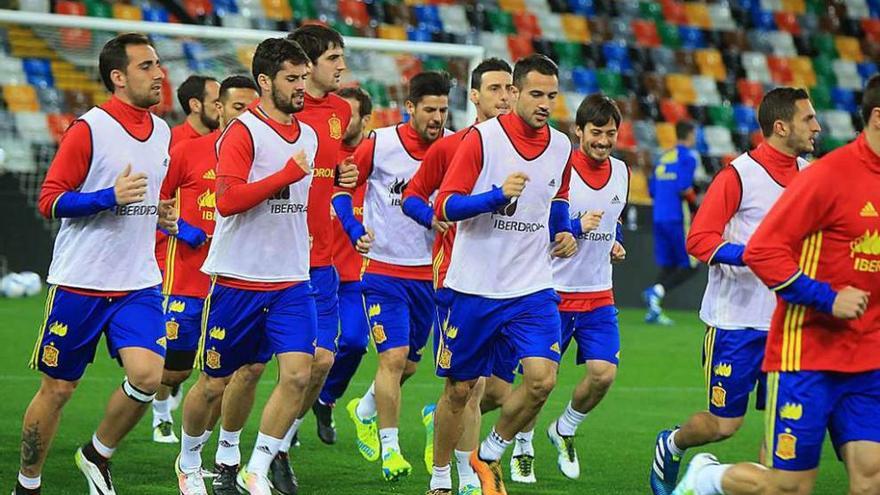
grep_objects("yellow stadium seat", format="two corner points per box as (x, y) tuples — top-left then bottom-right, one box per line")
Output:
(551, 92), (570, 121)
(780, 0), (806, 14)
(499, 0), (526, 13)
(260, 0), (292, 21)
(236, 46), (255, 68)
(695, 49), (727, 81)
(378, 24), (407, 41)
(789, 56), (816, 88)
(656, 122), (677, 150)
(4, 84), (40, 112)
(561, 14), (590, 43)
(112, 3), (142, 21)
(665, 74), (697, 105)
(835, 36), (864, 62)
(684, 3), (712, 29)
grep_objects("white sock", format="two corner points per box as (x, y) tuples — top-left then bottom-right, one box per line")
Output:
(279, 418), (303, 453)
(513, 429), (535, 456)
(152, 398), (172, 426)
(91, 433), (116, 459)
(379, 427), (400, 454)
(430, 464), (452, 490)
(215, 428), (242, 467)
(455, 450), (478, 487)
(179, 431), (205, 472)
(356, 383), (377, 419)
(695, 463), (730, 495)
(17, 472), (40, 490)
(667, 429), (685, 456)
(201, 430), (213, 443)
(653, 284), (666, 298)
(478, 428), (512, 462)
(556, 402), (587, 436)
(247, 432), (283, 477)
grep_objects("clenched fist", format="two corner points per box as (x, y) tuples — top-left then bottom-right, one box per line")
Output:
(832, 286), (870, 320)
(580, 210), (603, 233)
(502, 172), (529, 199)
(551, 232), (577, 258)
(611, 241), (626, 263)
(337, 156), (359, 189)
(356, 228), (375, 254)
(158, 199), (178, 234)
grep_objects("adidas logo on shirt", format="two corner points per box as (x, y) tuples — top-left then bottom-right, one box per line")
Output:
(860, 201), (878, 217)
(203, 169), (216, 180)
(611, 195), (621, 204)
(548, 178), (557, 187)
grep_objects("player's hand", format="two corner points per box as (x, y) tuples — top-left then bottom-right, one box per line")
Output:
(114, 163), (148, 205)
(158, 199), (179, 235)
(431, 216), (452, 233)
(551, 232), (577, 258)
(290, 150), (311, 176)
(611, 241), (626, 263)
(337, 156), (358, 189)
(356, 228), (375, 254)
(832, 286), (870, 320)
(580, 210), (604, 233)
(502, 172), (529, 199)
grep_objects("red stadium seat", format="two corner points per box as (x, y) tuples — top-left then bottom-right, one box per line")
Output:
(736, 79), (764, 108)
(47, 113), (75, 143)
(774, 12), (800, 34)
(767, 56), (794, 84)
(661, 0), (687, 25)
(55, 0), (85, 15)
(338, 0), (370, 28)
(183, 0), (213, 18)
(862, 19), (880, 44)
(617, 121), (637, 150)
(512, 11), (541, 38)
(507, 35), (534, 60)
(631, 20), (661, 48)
(660, 99), (690, 123)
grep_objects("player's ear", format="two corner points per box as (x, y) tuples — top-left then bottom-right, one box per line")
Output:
(575, 125), (583, 140)
(189, 97), (201, 114)
(469, 88), (480, 106)
(404, 99), (416, 116)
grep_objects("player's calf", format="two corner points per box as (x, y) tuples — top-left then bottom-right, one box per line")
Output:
(35, 376), (79, 412)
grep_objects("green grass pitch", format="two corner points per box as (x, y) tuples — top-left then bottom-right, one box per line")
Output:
(0, 293), (845, 494)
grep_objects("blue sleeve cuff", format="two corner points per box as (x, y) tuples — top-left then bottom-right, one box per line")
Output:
(52, 186), (117, 218)
(174, 218), (207, 248)
(402, 196), (434, 230)
(709, 243), (745, 266)
(443, 186), (509, 221)
(332, 193), (366, 245)
(776, 273), (837, 314)
(615, 222), (624, 245)
(549, 200), (571, 239)
(570, 216), (583, 238)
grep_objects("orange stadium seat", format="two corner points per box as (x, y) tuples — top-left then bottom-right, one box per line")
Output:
(684, 3), (711, 29)
(377, 24), (407, 40)
(780, 0), (806, 14)
(695, 49), (726, 81)
(112, 3), (142, 21)
(47, 113), (75, 143)
(4, 84), (39, 112)
(665, 74), (696, 104)
(261, 0), (292, 21)
(835, 36), (864, 62)
(789, 56), (817, 87)
(617, 121), (637, 150)
(655, 122), (677, 149)
(560, 13), (590, 43)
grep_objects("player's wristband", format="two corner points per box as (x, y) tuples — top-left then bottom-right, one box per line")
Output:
(51, 186), (117, 218)
(710, 243), (745, 266)
(442, 186), (508, 221)
(615, 222), (624, 246)
(549, 200), (572, 239)
(174, 218), (207, 248)
(777, 274), (836, 314)
(570, 217), (583, 238)
(332, 193), (367, 245)
(401, 196), (434, 229)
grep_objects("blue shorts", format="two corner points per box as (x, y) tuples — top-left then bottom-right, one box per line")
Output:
(163, 295), (204, 353)
(29, 286), (166, 381)
(198, 282), (317, 378)
(436, 289), (561, 382)
(337, 281), (369, 353)
(703, 327), (767, 418)
(311, 266), (340, 352)
(363, 273), (434, 363)
(653, 221), (694, 269)
(435, 288), (516, 383)
(560, 305), (621, 366)
(766, 370), (880, 471)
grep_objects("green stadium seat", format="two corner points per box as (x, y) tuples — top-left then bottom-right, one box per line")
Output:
(657, 22), (681, 49)
(487, 10), (516, 35)
(708, 104), (735, 130)
(597, 69), (626, 98)
(84, 0), (111, 18)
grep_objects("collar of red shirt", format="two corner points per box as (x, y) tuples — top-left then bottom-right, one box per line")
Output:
(572, 148), (612, 189)
(101, 95), (153, 139)
(250, 98), (301, 141)
(749, 142), (800, 184)
(857, 132), (880, 173)
(397, 122), (435, 160)
(305, 90), (330, 107)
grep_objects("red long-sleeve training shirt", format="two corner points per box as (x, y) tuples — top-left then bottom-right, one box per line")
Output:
(332, 142), (365, 283)
(744, 133), (880, 373)
(687, 143), (801, 263)
(300, 92), (352, 268)
(170, 119), (203, 149)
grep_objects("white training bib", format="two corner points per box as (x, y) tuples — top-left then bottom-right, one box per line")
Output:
(363, 124), (450, 266)
(699, 152), (809, 330)
(553, 156), (629, 292)
(202, 111), (316, 282)
(47, 107), (170, 291)
(444, 118), (571, 298)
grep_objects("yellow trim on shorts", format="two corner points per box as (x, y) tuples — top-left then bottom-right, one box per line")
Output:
(29, 285), (58, 369)
(195, 275), (217, 370)
(764, 371), (780, 468)
(702, 326), (716, 409)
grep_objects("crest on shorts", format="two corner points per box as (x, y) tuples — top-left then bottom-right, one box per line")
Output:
(206, 349), (221, 369)
(48, 321), (68, 337)
(166, 320), (179, 340)
(42, 344), (59, 367)
(713, 363), (732, 377)
(210, 326), (226, 341)
(329, 114), (343, 140)
(776, 429), (797, 460)
(711, 384), (726, 408)
(438, 347), (452, 369)
(445, 324), (459, 340)
(372, 324), (387, 344)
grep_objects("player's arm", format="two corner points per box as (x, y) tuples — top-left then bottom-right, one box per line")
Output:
(332, 137), (374, 247)
(215, 121), (310, 217)
(610, 166), (631, 262)
(744, 169), (839, 314)
(38, 121), (142, 219)
(434, 129), (509, 221)
(402, 140), (448, 229)
(549, 155), (576, 257)
(678, 153), (698, 206)
(686, 167), (744, 266)
(334, 102), (358, 188)
(158, 144), (206, 247)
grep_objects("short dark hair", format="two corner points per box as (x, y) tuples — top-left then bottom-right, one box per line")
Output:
(287, 24), (344, 64)
(575, 93), (622, 129)
(406, 71), (452, 104)
(219, 75), (259, 100)
(337, 86), (373, 118)
(861, 75), (880, 125)
(252, 38), (310, 87)
(676, 120), (696, 141)
(98, 32), (153, 92)
(757, 87), (811, 137)
(470, 57), (512, 91)
(512, 54), (558, 89)
(176, 75), (219, 114)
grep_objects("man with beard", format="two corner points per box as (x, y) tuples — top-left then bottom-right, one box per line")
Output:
(334, 71), (452, 482)
(650, 88), (821, 495)
(15, 33), (175, 495)
(174, 38), (317, 495)
(170, 75), (220, 147)
(544, 94), (628, 482)
(150, 76), (260, 445)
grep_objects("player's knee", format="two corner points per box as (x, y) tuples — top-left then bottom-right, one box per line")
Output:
(38, 377), (78, 407)
(588, 365), (617, 394)
(848, 465), (880, 495)
(444, 379), (477, 407)
(235, 363), (266, 385)
(714, 417), (744, 441)
(200, 374), (230, 402)
(378, 348), (408, 373)
(126, 368), (162, 395)
(525, 373), (557, 403)
(162, 369), (192, 387)
(277, 365), (311, 392)
(312, 351), (334, 376)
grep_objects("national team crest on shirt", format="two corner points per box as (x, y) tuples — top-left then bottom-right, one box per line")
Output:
(328, 114), (343, 140)
(776, 429), (797, 460)
(711, 384), (726, 408)
(206, 349), (221, 369)
(166, 320), (179, 340)
(42, 343), (59, 367)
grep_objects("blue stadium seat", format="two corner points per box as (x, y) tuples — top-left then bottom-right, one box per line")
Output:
(22, 58), (53, 88)
(733, 104), (758, 133)
(831, 87), (857, 113)
(750, 8), (776, 31)
(413, 5), (443, 32)
(679, 26), (707, 50)
(407, 26), (434, 42)
(602, 41), (632, 73)
(182, 41), (210, 71)
(568, 0), (595, 17)
(572, 67), (599, 94)
(213, 0), (238, 15)
(695, 126), (709, 155)
(141, 5), (169, 23)
(858, 62), (878, 84)
(870, 0), (880, 17)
